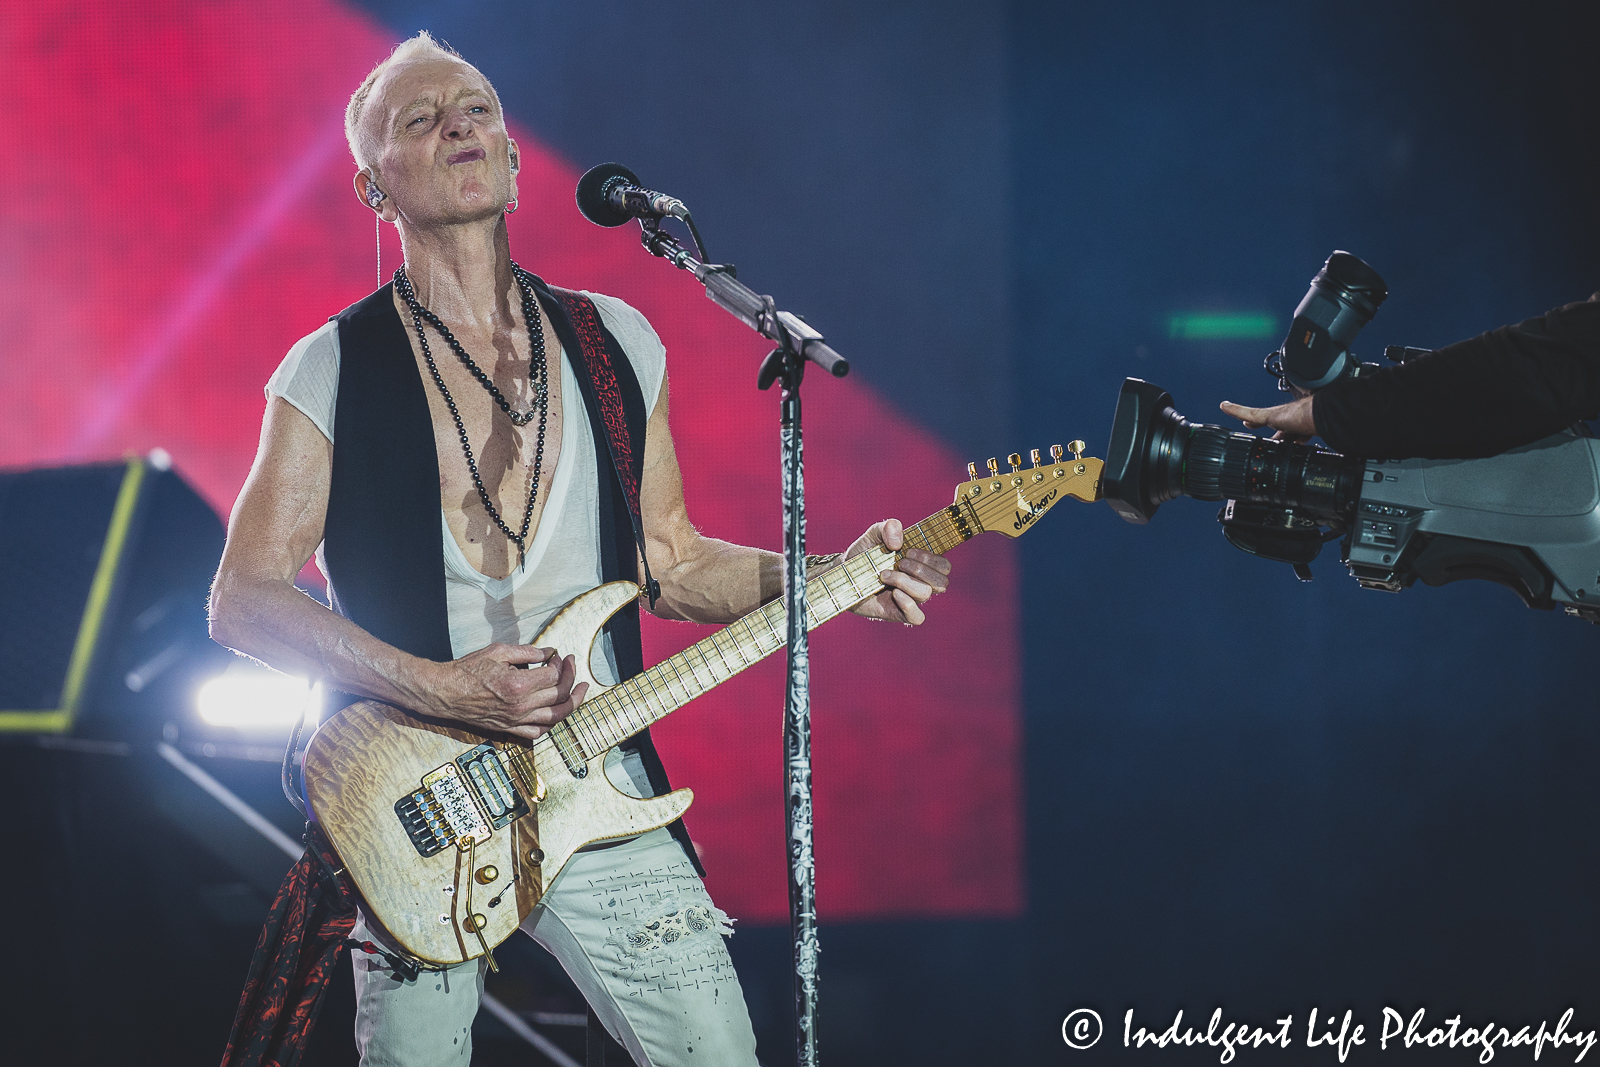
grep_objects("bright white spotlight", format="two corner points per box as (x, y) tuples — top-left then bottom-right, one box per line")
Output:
(195, 662), (322, 731)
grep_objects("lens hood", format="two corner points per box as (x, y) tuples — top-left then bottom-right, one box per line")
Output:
(1103, 378), (1177, 524)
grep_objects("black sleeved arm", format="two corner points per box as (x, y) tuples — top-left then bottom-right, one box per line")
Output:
(1311, 293), (1600, 459)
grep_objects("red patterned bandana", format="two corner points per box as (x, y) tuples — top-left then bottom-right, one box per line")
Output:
(220, 827), (356, 1067)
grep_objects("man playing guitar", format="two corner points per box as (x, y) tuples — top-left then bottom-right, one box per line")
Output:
(209, 31), (950, 1066)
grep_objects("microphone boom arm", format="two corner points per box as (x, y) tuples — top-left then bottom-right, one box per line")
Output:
(636, 219), (850, 379)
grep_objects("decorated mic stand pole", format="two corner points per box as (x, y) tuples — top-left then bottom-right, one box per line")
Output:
(637, 214), (846, 1067)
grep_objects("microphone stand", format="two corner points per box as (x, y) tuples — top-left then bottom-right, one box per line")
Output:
(636, 216), (846, 1067)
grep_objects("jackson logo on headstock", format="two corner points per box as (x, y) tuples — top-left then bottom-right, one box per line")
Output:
(1013, 486), (1059, 531)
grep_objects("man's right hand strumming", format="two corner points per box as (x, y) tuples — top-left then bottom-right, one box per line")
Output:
(211, 397), (586, 741)
(421, 644), (587, 741)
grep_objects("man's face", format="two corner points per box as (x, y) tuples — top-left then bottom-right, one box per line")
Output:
(364, 54), (516, 227)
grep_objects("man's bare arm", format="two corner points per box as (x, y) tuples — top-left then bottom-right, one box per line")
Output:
(635, 378), (950, 625)
(209, 396), (581, 741)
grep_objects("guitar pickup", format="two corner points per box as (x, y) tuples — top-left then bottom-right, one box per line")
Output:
(395, 744), (530, 858)
(458, 745), (528, 826)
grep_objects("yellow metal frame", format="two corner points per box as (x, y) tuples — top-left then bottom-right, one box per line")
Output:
(0, 459), (146, 733)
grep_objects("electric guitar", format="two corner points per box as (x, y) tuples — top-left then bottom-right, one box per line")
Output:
(302, 444), (1102, 967)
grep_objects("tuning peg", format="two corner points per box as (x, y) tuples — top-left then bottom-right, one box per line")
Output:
(966, 462), (977, 480)
(1030, 448), (1042, 468)
(986, 457), (1000, 477)
(1007, 453), (1022, 472)
(1068, 440), (1086, 460)
(1049, 444), (1063, 463)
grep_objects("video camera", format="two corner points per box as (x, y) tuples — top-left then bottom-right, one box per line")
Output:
(1102, 252), (1600, 624)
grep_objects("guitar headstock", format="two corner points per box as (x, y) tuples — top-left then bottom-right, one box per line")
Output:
(954, 442), (1103, 537)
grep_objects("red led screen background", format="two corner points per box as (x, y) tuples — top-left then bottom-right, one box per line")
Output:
(2, 0), (1021, 922)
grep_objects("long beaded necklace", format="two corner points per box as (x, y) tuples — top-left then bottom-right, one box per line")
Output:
(394, 262), (550, 569)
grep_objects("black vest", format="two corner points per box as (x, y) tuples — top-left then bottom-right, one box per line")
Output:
(322, 278), (699, 872)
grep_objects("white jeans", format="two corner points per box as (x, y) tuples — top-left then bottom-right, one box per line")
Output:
(351, 828), (759, 1066)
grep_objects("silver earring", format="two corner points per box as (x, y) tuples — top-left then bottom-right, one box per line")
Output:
(504, 197), (518, 214)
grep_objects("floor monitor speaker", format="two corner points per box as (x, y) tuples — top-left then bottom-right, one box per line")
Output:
(0, 455), (229, 738)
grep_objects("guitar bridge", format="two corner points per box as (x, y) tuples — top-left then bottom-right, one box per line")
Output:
(395, 744), (530, 858)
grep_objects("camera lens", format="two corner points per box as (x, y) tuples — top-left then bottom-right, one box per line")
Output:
(1103, 378), (1363, 524)
(1188, 425), (1360, 519)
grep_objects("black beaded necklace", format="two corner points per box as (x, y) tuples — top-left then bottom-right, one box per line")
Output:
(394, 262), (551, 569)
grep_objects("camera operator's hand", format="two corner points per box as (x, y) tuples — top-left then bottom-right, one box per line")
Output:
(1220, 396), (1316, 443)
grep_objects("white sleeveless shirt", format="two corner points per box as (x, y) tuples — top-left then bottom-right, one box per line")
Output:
(265, 290), (667, 795)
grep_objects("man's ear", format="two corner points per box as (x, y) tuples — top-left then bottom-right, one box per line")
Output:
(507, 137), (520, 174)
(355, 170), (392, 219)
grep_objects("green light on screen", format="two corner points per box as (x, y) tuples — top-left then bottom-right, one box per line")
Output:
(1167, 313), (1278, 340)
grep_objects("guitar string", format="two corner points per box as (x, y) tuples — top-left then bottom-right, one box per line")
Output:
(497, 478), (1073, 789)
(511, 506), (976, 770)
(568, 507), (971, 751)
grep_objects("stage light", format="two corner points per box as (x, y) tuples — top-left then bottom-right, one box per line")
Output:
(1166, 312), (1278, 340)
(195, 662), (321, 731)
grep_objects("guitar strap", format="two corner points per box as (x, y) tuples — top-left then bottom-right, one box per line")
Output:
(528, 278), (698, 873)
(546, 282), (662, 609)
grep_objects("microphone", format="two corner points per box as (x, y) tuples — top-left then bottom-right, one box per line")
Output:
(576, 162), (690, 227)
